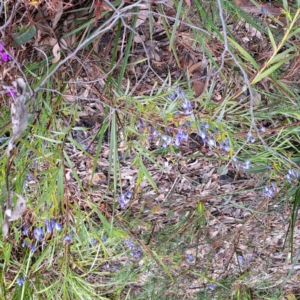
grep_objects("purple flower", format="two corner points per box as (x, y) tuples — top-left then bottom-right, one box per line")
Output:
(260, 126), (266, 133)
(103, 263), (110, 270)
(161, 135), (173, 148)
(220, 138), (230, 152)
(208, 284), (215, 291)
(22, 241), (27, 248)
(34, 228), (43, 241)
(170, 92), (176, 100)
(263, 184), (277, 198)
(27, 243), (36, 252)
(16, 276), (26, 287)
(6, 88), (17, 97)
(175, 129), (188, 146)
(117, 190), (132, 209)
(55, 222), (62, 231)
(45, 219), (55, 234)
(22, 227), (29, 236)
(243, 160), (251, 170)
(182, 99), (193, 114)
(101, 237), (107, 242)
(124, 238), (134, 250)
(64, 235), (72, 245)
(1, 52), (12, 62)
(186, 253), (194, 263)
(238, 256), (245, 263)
(90, 238), (98, 245)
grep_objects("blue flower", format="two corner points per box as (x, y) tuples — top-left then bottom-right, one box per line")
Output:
(22, 227), (29, 236)
(263, 184), (277, 198)
(16, 276), (26, 287)
(162, 135), (173, 148)
(64, 235), (72, 245)
(220, 138), (230, 152)
(34, 228), (43, 241)
(175, 129), (188, 146)
(243, 160), (251, 170)
(27, 243), (36, 252)
(90, 238), (98, 245)
(182, 99), (193, 115)
(55, 222), (62, 231)
(186, 253), (193, 263)
(208, 284), (215, 291)
(124, 238), (134, 250)
(101, 237), (107, 242)
(238, 256), (245, 263)
(117, 190), (132, 209)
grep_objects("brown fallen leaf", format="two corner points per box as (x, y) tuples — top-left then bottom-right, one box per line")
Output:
(188, 60), (208, 98)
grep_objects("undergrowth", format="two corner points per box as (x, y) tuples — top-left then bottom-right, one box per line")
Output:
(1, 0), (300, 299)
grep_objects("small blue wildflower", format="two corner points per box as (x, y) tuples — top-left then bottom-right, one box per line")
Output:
(186, 253), (194, 263)
(162, 135), (173, 148)
(137, 119), (145, 131)
(182, 99), (193, 114)
(263, 184), (277, 198)
(243, 160), (251, 170)
(55, 222), (62, 231)
(176, 86), (181, 95)
(33, 159), (38, 168)
(22, 227), (29, 236)
(45, 219), (54, 234)
(16, 276), (26, 287)
(208, 284), (215, 291)
(238, 256), (245, 263)
(21, 241), (27, 248)
(175, 129), (188, 146)
(64, 235), (72, 245)
(286, 174), (292, 184)
(103, 263), (110, 270)
(170, 92), (176, 100)
(90, 238), (98, 245)
(34, 228), (43, 241)
(117, 190), (132, 209)
(260, 126), (266, 133)
(180, 91), (186, 98)
(220, 138), (230, 152)
(0, 135), (6, 143)
(198, 129), (206, 140)
(27, 243), (36, 252)
(101, 237), (107, 242)
(124, 238), (134, 250)
(208, 138), (216, 148)
(131, 245), (143, 259)
(113, 265), (118, 271)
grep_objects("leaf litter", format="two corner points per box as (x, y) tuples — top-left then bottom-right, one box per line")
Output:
(1, 0), (300, 298)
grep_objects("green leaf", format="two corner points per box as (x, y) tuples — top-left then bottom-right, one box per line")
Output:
(228, 37), (259, 69)
(13, 25), (36, 46)
(137, 157), (158, 191)
(252, 55), (291, 84)
(268, 27), (277, 51)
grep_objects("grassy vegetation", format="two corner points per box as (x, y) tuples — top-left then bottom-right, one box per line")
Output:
(1, 0), (300, 299)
